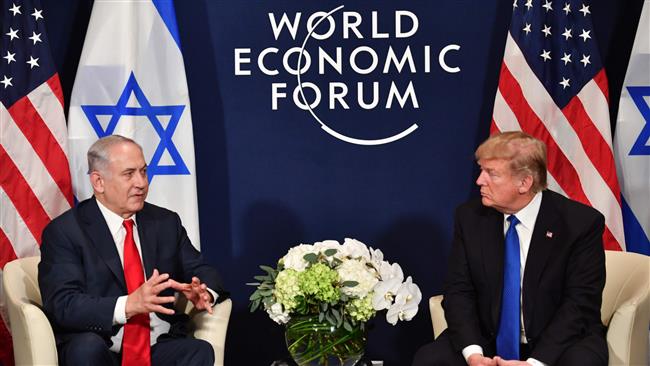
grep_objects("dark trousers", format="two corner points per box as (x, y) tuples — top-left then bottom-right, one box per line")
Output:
(57, 332), (214, 366)
(412, 330), (607, 366)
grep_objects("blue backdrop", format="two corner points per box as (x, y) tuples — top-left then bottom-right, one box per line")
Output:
(42, 0), (644, 363)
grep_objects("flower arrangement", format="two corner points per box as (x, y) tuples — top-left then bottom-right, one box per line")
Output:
(249, 238), (421, 365)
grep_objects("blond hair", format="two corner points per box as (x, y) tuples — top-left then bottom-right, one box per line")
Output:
(475, 131), (548, 193)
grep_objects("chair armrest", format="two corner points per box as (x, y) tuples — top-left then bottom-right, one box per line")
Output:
(606, 294), (649, 366)
(7, 301), (58, 365)
(429, 295), (447, 340)
(190, 299), (232, 366)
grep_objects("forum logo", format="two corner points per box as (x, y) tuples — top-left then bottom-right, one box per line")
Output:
(234, 5), (461, 146)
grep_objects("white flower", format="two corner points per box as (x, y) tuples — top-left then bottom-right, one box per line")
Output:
(337, 259), (378, 298)
(281, 244), (316, 272)
(386, 276), (421, 325)
(369, 247), (384, 270)
(313, 240), (342, 259)
(372, 276), (403, 310)
(378, 261), (403, 282)
(265, 302), (291, 324)
(340, 238), (371, 260)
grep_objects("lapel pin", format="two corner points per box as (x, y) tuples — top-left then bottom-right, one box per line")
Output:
(546, 231), (553, 238)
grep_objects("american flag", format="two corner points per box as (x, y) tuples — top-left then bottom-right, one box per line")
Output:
(0, 0), (73, 362)
(492, 0), (625, 251)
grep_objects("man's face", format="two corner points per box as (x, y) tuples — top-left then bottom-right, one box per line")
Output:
(475, 158), (524, 214)
(95, 142), (148, 218)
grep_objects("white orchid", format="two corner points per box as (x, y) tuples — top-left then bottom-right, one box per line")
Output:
(372, 262), (404, 310)
(265, 302), (291, 324)
(281, 244), (316, 272)
(340, 238), (371, 260)
(386, 276), (421, 325)
(369, 247), (385, 271)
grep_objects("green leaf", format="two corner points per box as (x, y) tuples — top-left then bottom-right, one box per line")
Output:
(253, 275), (269, 282)
(319, 312), (325, 322)
(341, 281), (359, 287)
(249, 298), (261, 312)
(303, 253), (318, 263)
(249, 291), (262, 301)
(259, 265), (276, 275)
(343, 320), (353, 332)
(324, 249), (338, 256)
(259, 289), (274, 296)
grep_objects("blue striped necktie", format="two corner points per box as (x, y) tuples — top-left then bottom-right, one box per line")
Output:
(497, 215), (520, 360)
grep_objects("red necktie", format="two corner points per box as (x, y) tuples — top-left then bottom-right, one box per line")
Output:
(121, 219), (151, 366)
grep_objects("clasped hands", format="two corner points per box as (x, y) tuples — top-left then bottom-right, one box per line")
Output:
(125, 269), (213, 319)
(468, 354), (531, 366)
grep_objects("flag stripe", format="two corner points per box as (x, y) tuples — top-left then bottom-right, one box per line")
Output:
(0, 145), (50, 245)
(31, 76), (69, 157)
(0, 187), (40, 259)
(7, 97), (73, 206)
(0, 229), (18, 272)
(500, 34), (625, 249)
(592, 69), (610, 103)
(46, 74), (65, 109)
(1, 105), (71, 219)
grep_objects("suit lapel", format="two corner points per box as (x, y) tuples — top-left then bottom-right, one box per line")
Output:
(78, 198), (126, 292)
(136, 205), (157, 278)
(522, 191), (561, 328)
(481, 207), (506, 328)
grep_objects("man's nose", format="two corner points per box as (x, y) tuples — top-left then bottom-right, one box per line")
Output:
(135, 171), (148, 187)
(476, 171), (487, 186)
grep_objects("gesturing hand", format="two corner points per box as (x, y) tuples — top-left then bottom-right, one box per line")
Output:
(169, 276), (214, 314)
(125, 269), (176, 319)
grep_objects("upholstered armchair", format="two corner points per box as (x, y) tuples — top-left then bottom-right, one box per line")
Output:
(428, 250), (650, 365)
(2, 256), (232, 366)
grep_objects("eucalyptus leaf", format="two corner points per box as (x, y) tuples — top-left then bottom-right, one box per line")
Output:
(341, 281), (359, 287)
(324, 248), (338, 256)
(303, 253), (318, 263)
(343, 320), (353, 332)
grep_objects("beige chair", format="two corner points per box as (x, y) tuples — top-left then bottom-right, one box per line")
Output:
(428, 250), (650, 365)
(3, 256), (232, 366)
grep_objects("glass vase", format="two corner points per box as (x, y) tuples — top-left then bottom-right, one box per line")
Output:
(285, 315), (366, 366)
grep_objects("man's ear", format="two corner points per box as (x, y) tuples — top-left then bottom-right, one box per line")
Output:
(89, 171), (104, 193)
(518, 174), (534, 194)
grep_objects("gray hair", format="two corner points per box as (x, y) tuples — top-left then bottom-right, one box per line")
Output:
(87, 135), (141, 174)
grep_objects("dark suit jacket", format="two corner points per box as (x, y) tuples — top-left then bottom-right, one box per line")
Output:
(442, 190), (606, 365)
(38, 197), (227, 346)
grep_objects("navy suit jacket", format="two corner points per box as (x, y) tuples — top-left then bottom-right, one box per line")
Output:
(442, 190), (606, 365)
(38, 197), (226, 345)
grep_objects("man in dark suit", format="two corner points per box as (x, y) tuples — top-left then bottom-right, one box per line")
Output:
(413, 132), (607, 366)
(39, 135), (227, 366)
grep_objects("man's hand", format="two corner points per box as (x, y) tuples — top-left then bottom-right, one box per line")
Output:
(169, 276), (214, 314)
(125, 269), (176, 319)
(493, 357), (531, 366)
(468, 354), (497, 366)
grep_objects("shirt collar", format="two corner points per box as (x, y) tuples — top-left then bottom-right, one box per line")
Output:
(95, 198), (137, 236)
(504, 191), (543, 231)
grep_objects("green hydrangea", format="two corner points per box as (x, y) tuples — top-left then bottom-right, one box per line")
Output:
(274, 269), (302, 311)
(346, 295), (375, 322)
(299, 263), (340, 303)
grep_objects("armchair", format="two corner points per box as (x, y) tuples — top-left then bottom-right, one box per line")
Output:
(2, 256), (232, 366)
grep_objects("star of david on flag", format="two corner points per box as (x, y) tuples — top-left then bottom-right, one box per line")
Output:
(81, 72), (190, 182)
(626, 86), (650, 156)
(67, 0), (202, 248)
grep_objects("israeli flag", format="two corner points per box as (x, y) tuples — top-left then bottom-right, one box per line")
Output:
(614, 0), (650, 255)
(67, 0), (202, 248)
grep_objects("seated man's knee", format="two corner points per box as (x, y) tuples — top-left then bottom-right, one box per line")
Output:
(187, 339), (214, 365)
(60, 332), (113, 365)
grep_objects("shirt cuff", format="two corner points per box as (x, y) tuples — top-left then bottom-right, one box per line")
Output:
(113, 295), (128, 325)
(462, 345), (484, 363)
(526, 358), (547, 366)
(206, 287), (219, 306)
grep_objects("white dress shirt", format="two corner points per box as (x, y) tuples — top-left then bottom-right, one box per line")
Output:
(462, 192), (547, 366)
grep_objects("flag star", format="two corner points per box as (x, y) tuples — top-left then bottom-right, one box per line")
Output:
(1, 75), (12, 88)
(580, 54), (591, 67)
(513, 0), (518, 9)
(562, 27), (573, 40)
(542, 24), (552, 37)
(31, 8), (44, 21)
(5, 27), (19, 41)
(559, 77), (571, 89)
(525, 0), (533, 10)
(523, 23), (532, 35)
(3, 51), (16, 64)
(561, 52), (572, 65)
(8, 3), (21, 16)
(540, 49), (552, 61)
(579, 29), (591, 42)
(580, 4), (591, 16)
(563, 2), (571, 14)
(26, 56), (39, 69)
(28, 31), (42, 45)
(542, 0), (553, 12)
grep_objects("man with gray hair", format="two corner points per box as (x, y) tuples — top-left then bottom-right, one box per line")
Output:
(413, 131), (607, 366)
(39, 135), (227, 366)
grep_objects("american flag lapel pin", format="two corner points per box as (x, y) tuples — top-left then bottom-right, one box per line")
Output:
(546, 231), (553, 238)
